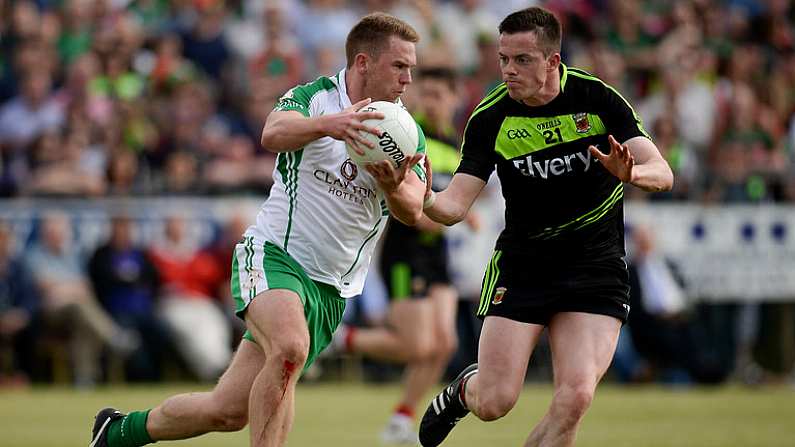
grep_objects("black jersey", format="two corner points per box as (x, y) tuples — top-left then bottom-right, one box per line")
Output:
(456, 64), (649, 263)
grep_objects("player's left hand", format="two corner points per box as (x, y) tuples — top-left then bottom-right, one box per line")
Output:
(365, 153), (424, 193)
(589, 135), (634, 183)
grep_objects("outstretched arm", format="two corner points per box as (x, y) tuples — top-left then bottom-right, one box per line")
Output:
(589, 135), (673, 192)
(366, 154), (426, 226)
(260, 98), (384, 153)
(422, 156), (486, 226)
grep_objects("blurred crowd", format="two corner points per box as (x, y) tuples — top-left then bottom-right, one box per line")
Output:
(0, 0), (793, 201)
(0, 209), (249, 386)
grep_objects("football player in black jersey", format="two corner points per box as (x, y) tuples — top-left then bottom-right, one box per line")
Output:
(418, 7), (673, 447)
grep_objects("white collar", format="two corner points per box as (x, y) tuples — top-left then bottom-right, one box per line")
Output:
(332, 68), (352, 109)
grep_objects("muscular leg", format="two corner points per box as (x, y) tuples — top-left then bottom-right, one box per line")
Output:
(147, 339), (264, 439)
(465, 316), (544, 421)
(524, 312), (621, 447)
(245, 289), (310, 447)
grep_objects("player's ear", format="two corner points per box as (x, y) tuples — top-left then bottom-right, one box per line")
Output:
(354, 53), (369, 75)
(546, 52), (561, 72)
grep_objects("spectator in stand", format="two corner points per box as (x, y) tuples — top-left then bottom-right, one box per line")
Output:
(437, 0), (498, 73)
(105, 147), (147, 196)
(604, 0), (659, 74)
(461, 31), (502, 128)
(648, 114), (699, 201)
(89, 216), (170, 381)
(298, 0), (357, 74)
(148, 215), (231, 381)
(0, 221), (39, 385)
(179, 0), (231, 81)
(57, 0), (96, 65)
(637, 29), (716, 156)
(707, 81), (786, 202)
(149, 80), (214, 170)
(0, 69), (64, 153)
(247, 2), (304, 100)
(202, 133), (274, 194)
(23, 211), (139, 386)
(159, 151), (200, 195)
(26, 126), (107, 196)
(148, 34), (197, 95)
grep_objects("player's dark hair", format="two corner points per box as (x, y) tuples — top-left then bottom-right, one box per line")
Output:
(346, 12), (419, 68)
(418, 66), (457, 91)
(498, 7), (562, 56)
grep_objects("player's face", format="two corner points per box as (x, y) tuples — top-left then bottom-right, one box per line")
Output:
(365, 36), (416, 102)
(498, 31), (559, 103)
(419, 78), (457, 122)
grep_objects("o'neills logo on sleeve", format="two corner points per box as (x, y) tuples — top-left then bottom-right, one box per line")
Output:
(379, 131), (406, 167)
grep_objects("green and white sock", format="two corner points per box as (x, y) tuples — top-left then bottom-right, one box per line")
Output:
(107, 410), (155, 447)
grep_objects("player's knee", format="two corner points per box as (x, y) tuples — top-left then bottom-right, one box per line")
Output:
(553, 384), (594, 424)
(476, 389), (518, 421)
(436, 331), (458, 359)
(404, 335), (434, 361)
(272, 339), (309, 371)
(425, 333), (457, 362)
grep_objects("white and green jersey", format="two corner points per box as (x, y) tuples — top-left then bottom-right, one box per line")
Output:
(245, 69), (426, 298)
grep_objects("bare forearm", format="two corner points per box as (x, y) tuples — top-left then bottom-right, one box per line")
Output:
(261, 116), (327, 152)
(385, 182), (423, 226)
(414, 213), (445, 233)
(424, 190), (468, 226)
(630, 159), (674, 192)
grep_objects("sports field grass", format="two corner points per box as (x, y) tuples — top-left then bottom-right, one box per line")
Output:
(1, 382), (794, 447)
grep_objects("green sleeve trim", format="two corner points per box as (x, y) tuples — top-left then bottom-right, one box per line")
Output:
(277, 150), (304, 250)
(273, 76), (337, 117)
(460, 84), (508, 155)
(412, 122), (427, 182)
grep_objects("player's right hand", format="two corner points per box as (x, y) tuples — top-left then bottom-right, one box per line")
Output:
(323, 98), (385, 156)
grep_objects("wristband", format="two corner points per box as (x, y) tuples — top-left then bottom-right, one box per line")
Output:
(423, 191), (437, 209)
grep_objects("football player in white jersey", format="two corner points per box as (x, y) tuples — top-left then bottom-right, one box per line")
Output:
(90, 13), (426, 447)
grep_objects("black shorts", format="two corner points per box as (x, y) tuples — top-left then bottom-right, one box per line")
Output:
(380, 249), (450, 301)
(475, 252), (630, 325)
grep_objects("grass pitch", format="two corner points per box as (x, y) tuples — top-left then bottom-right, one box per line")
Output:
(1, 382), (794, 447)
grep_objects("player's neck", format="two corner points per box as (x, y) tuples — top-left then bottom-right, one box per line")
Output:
(521, 70), (561, 107)
(345, 69), (366, 104)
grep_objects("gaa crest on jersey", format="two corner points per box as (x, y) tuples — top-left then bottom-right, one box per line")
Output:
(341, 158), (358, 181)
(492, 287), (507, 305)
(573, 112), (591, 133)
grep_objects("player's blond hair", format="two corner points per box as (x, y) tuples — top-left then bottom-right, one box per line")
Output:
(345, 12), (419, 68)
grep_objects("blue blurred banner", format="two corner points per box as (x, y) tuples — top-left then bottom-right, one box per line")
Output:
(2, 198), (794, 302)
(0, 197), (261, 257)
(626, 203), (795, 302)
